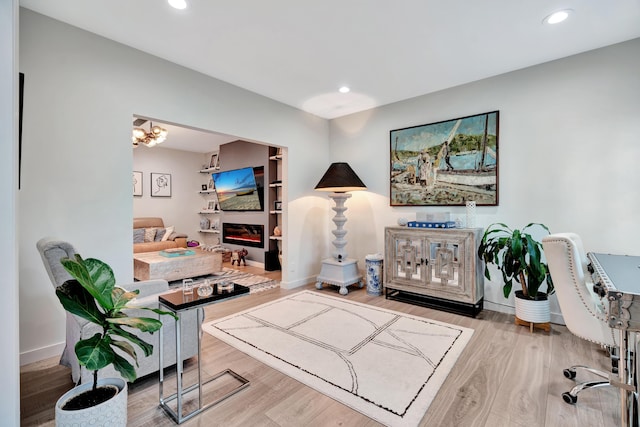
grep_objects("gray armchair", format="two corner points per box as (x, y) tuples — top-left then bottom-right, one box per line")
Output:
(37, 237), (202, 385)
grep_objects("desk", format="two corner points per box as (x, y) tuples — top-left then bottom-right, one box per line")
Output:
(588, 252), (640, 427)
(158, 283), (250, 424)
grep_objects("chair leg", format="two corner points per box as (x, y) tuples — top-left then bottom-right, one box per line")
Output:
(562, 365), (612, 405)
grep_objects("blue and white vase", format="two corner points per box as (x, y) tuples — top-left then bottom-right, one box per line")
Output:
(365, 254), (384, 296)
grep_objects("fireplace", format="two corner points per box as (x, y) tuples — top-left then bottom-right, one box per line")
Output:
(222, 223), (264, 248)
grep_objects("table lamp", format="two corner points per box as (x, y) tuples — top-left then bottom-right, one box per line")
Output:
(314, 162), (366, 295)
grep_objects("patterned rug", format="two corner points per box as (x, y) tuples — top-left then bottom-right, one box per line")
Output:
(203, 291), (473, 426)
(169, 268), (279, 294)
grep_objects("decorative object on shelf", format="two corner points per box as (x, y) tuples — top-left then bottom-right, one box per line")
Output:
(211, 219), (220, 230)
(273, 225), (281, 236)
(209, 153), (219, 169)
(314, 162), (367, 295)
(207, 200), (217, 211)
(54, 254), (176, 425)
(466, 200), (476, 228)
(132, 119), (168, 148)
(365, 254), (384, 296)
(478, 222), (554, 329)
(274, 200), (282, 211)
(201, 184), (207, 191)
(150, 172), (171, 197)
(200, 217), (210, 230)
(397, 217), (408, 226)
(390, 110), (499, 206)
(208, 178), (214, 190)
(133, 171), (143, 196)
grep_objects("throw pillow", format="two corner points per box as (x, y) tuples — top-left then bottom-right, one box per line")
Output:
(162, 225), (174, 241)
(144, 228), (157, 242)
(133, 228), (145, 244)
(154, 228), (166, 242)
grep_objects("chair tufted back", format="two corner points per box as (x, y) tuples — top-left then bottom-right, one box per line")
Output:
(542, 233), (617, 347)
(36, 238), (78, 288)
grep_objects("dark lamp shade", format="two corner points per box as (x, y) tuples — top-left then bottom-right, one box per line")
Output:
(314, 162), (367, 192)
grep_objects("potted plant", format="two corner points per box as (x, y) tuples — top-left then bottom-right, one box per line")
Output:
(54, 254), (176, 426)
(477, 222), (554, 326)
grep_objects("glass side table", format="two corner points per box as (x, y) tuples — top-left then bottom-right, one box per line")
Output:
(158, 282), (250, 424)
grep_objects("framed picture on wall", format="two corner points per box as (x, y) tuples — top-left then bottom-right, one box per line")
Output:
(133, 171), (143, 196)
(390, 110), (499, 206)
(274, 200), (282, 211)
(151, 172), (171, 197)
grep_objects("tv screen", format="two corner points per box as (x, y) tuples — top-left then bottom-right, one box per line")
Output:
(212, 166), (264, 211)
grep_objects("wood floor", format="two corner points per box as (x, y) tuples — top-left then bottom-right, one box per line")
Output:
(20, 263), (620, 426)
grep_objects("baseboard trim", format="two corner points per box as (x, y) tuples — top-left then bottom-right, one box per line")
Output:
(21, 342), (65, 366)
(280, 275), (315, 289)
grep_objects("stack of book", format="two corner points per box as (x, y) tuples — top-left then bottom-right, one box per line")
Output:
(407, 221), (456, 229)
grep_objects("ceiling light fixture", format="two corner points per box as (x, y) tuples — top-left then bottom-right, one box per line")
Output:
(132, 121), (168, 148)
(168, 0), (187, 10)
(339, 86), (350, 93)
(543, 9), (572, 25)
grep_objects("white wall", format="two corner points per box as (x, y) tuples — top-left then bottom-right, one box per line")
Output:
(1, 0), (20, 422)
(329, 38), (640, 318)
(133, 146), (205, 242)
(19, 9), (330, 363)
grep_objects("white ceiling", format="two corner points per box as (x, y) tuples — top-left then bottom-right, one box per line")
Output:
(21, 0), (640, 150)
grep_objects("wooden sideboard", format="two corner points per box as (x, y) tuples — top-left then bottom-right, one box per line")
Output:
(384, 226), (484, 317)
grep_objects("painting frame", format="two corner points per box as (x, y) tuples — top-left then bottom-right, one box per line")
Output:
(150, 172), (172, 197)
(390, 110), (499, 207)
(133, 171), (143, 196)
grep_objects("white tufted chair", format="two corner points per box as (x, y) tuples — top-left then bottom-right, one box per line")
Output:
(542, 233), (618, 404)
(37, 237), (202, 385)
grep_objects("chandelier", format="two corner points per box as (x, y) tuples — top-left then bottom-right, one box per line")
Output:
(132, 121), (168, 148)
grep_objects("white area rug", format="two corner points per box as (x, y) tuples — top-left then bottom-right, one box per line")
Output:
(203, 291), (473, 426)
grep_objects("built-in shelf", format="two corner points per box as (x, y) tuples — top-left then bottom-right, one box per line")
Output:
(199, 210), (221, 214)
(199, 167), (220, 173)
(269, 236), (282, 240)
(199, 190), (216, 195)
(199, 229), (220, 234)
(269, 183), (283, 188)
(269, 155), (283, 161)
(270, 210), (282, 214)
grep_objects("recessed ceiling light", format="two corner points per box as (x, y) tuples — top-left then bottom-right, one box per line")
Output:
(168, 0), (187, 10)
(543, 9), (572, 25)
(339, 86), (350, 94)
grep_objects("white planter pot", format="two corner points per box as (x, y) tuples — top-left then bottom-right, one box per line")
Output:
(514, 291), (550, 323)
(55, 377), (127, 427)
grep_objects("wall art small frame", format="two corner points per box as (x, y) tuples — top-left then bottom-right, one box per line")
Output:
(390, 110), (499, 206)
(151, 172), (172, 197)
(274, 200), (282, 211)
(201, 184), (208, 191)
(207, 200), (218, 211)
(133, 171), (143, 196)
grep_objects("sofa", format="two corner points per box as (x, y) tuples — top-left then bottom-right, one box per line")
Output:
(134, 217), (188, 253)
(37, 238), (202, 384)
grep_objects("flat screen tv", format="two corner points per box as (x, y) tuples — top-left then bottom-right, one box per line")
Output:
(212, 166), (264, 211)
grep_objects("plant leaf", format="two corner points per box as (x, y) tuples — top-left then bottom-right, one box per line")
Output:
(109, 325), (154, 357)
(107, 316), (163, 333)
(56, 280), (106, 326)
(111, 352), (137, 382)
(60, 255), (115, 310)
(75, 333), (114, 372)
(110, 339), (138, 363)
(111, 287), (139, 311)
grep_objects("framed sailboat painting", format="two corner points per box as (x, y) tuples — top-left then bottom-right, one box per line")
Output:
(390, 110), (499, 206)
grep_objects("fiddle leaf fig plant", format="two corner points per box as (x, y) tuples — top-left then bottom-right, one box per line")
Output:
(477, 222), (554, 300)
(56, 254), (177, 391)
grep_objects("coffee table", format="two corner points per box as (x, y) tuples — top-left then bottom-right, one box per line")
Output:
(133, 249), (222, 282)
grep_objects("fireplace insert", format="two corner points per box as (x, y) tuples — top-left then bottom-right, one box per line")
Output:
(222, 223), (264, 248)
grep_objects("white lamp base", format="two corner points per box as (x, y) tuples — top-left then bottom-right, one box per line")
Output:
(316, 258), (363, 295)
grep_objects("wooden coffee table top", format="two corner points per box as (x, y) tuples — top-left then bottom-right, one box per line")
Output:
(133, 249), (222, 282)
